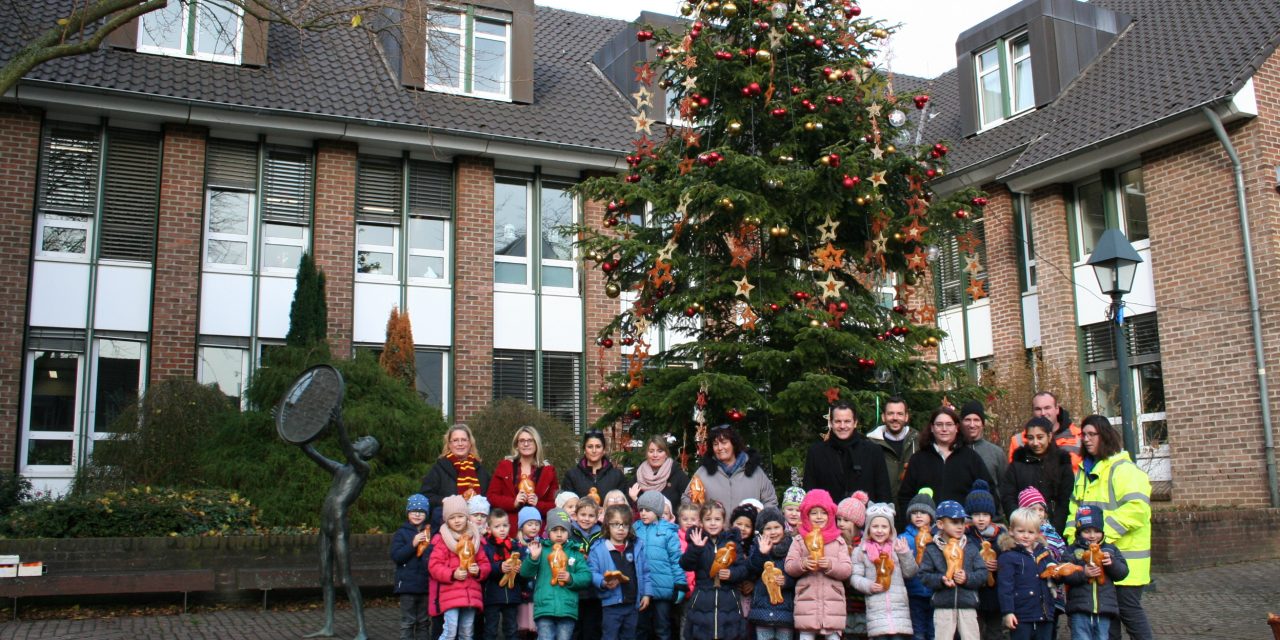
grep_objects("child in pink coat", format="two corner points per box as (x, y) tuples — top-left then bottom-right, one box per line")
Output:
(785, 489), (853, 640)
(429, 495), (493, 640)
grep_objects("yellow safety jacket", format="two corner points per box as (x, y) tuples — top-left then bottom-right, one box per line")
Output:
(1064, 451), (1151, 586)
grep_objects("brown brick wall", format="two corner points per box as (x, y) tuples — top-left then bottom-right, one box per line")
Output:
(1145, 50), (1280, 506)
(452, 157), (495, 422)
(581, 175), (616, 429)
(0, 105), (41, 469)
(312, 141), (357, 359)
(150, 125), (207, 384)
(979, 184), (1027, 372)
(1152, 508), (1280, 571)
(1028, 185), (1081, 387)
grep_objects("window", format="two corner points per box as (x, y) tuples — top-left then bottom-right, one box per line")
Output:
(91, 339), (144, 435)
(426, 6), (511, 99)
(494, 177), (530, 285)
(355, 156), (454, 282)
(1074, 166), (1148, 259)
(23, 351), (82, 468)
(415, 350), (448, 410)
(204, 140), (312, 274)
(1082, 313), (1166, 450)
(494, 174), (579, 290)
(100, 129), (162, 262)
(540, 181), (577, 290)
(198, 345), (249, 403)
(1015, 194), (1036, 293)
(138, 0), (242, 63)
(36, 125), (98, 259)
(357, 224), (398, 277)
(1075, 180), (1107, 257)
(492, 349), (581, 430)
(259, 147), (312, 272)
(1119, 167), (1149, 243)
(935, 215), (987, 310)
(975, 32), (1034, 128)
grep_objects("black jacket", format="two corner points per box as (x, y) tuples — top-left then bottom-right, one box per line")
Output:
(897, 443), (994, 525)
(561, 458), (631, 503)
(630, 463), (691, 509)
(419, 457), (491, 529)
(802, 432), (892, 503)
(1001, 446), (1074, 533)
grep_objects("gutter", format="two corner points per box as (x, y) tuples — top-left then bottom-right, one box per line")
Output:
(1202, 105), (1279, 508)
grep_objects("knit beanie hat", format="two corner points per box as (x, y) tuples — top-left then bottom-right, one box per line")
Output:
(782, 486), (806, 507)
(864, 502), (896, 530)
(959, 400), (985, 423)
(546, 508), (572, 532)
(518, 506), (542, 528)
(1075, 505), (1104, 532)
(936, 500), (968, 521)
(756, 506), (786, 532)
(442, 495), (468, 520)
(731, 503), (760, 530)
(1018, 486), (1048, 509)
(905, 487), (937, 519)
(468, 494), (491, 515)
(837, 490), (870, 527)
(406, 494), (430, 513)
(965, 479), (997, 516)
(555, 491), (579, 510)
(637, 490), (666, 515)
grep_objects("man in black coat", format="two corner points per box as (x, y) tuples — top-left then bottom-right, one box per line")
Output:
(801, 401), (892, 503)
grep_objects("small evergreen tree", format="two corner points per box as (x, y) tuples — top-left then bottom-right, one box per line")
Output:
(380, 307), (416, 387)
(286, 251), (329, 349)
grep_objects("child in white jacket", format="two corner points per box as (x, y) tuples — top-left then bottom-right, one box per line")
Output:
(851, 502), (917, 639)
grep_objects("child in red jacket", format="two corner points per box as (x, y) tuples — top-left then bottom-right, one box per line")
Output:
(430, 495), (492, 640)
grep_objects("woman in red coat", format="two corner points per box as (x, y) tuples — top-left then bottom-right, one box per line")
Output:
(487, 425), (559, 529)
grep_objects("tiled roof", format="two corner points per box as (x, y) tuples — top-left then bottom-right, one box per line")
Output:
(922, 0), (1280, 180)
(3, 4), (639, 155)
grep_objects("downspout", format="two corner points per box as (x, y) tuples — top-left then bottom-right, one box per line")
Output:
(1202, 105), (1279, 508)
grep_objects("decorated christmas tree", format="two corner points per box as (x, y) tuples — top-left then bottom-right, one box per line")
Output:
(574, 0), (988, 473)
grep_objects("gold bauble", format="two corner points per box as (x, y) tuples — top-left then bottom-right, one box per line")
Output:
(717, 197), (735, 211)
(777, 225), (790, 235)
(855, 196), (866, 206)
(871, 28), (889, 38)
(727, 121), (743, 135)
(605, 283), (621, 298)
(803, 121), (817, 132)
(707, 1), (720, 13)
(818, 155), (831, 166)
(680, 3), (693, 16)
(885, 144), (896, 154)
(827, 71), (841, 82)
(809, 319), (821, 327)
(721, 1), (739, 17)
(755, 49), (772, 63)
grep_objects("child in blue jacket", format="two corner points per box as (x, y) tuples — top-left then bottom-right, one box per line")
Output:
(633, 491), (685, 640)
(589, 504), (651, 640)
(1059, 506), (1129, 640)
(898, 489), (935, 640)
(482, 507), (526, 640)
(997, 508), (1057, 640)
(390, 494), (431, 640)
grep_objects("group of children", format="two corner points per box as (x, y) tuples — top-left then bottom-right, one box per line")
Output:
(389, 479), (1127, 640)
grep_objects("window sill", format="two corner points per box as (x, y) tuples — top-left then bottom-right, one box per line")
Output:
(34, 254), (91, 264)
(424, 85), (513, 103)
(136, 45), (241, 66)
(407, 278), (452, 288)
(202, 264), (253, 275)
(355, 274), (401, 285)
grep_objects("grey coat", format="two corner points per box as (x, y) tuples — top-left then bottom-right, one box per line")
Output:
(685, 448), (778, 509)
(851, 542), (918, 637)
(918, 535), (989, 610)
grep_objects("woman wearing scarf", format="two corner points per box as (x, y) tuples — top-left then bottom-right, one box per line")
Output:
(487, 425), (559, 529)
(685, 424), (778, 509)
(628, 435), (690, 509)
(420, 424), (491, 530)
(560, 430), (630, 507)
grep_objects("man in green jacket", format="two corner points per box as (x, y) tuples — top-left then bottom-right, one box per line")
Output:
(866, 396), (917, 500)
(521, 508), (591, 640)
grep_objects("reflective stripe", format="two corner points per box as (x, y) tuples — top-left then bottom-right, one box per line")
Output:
(1118, 492), (1150, 505)
(1123, 549), (1151, 560)
(1105, 516), (1128, 536)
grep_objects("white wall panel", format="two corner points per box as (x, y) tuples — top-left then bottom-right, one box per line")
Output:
(1075, 247), (1156, 326)
(1022, 293), (1041, 348)
(937, 307), (965, 364)
(200, 272), (253, 336)
(408, 286), (452, 347)
(257, 275), (297, 339)
(965, 301), (993, 359)
(541, 294), (583, 352)
(494, 291), (536, 350)
(30, 262), (90, 328)
(94, 264), (152, 331)
(354, 282), (401, 344)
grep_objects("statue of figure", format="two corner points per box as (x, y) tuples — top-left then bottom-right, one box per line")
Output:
(301, 415), (380, 640)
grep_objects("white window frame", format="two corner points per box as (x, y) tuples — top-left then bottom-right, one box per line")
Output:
(415, 348), (451, 412)
(1017, 194), (1037, 294)
(356, 222), (400, 282)
(1115, 165), (1150, 251)
(1072, 178), (1107, 262)
(539, 180), (579, 294)
(259, 222), (309, 276)
(204, 189), (255, 272)
(425, 6), (512, 101)
(86, 339), (147, 449)
(35, 213), (93, 261)
(494, 177), (532, 291)
(137, 0), (244, 64)
(407, 217), (450, 285)
(1007, 32), (1033, 115)
(975, 43), (1004, 128)
(20, 350), (85, 475)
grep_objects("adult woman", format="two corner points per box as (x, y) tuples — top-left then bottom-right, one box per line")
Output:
(628, 434), (690, 508)
(560, 430), (630, 506)
(896, 407), (994, 524)
(420, 424), (491, 529)
(685, 424), (778, 509)
(487, 425), (559, 529)
(1065, 415), (1153, 640)
(1001, 416), (1074, 532)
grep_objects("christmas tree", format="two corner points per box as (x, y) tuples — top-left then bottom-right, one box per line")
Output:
(574, 0), (987, 473)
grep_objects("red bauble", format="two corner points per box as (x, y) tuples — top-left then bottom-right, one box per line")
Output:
(636, 30), (654, 42)
(601, 338), (614, 348)
(697, 96), (711, 107)
(913, 95), (930, 109)
(741, 86), (753, 97)
(847, 3), (861, 17)
(827, 153), (841, 168)
(771, 107), (789, 119)
(605, 216), (619, 227)
(768, 303), (780, 312)
(813, 38), (825, 48)
(607, 200), (622, 212)
(791, 86), (803, 95)
(972, 196), (989, 207)
(930, 149), (941, 159)
(841, 175), (857, 189)
(838, 301), (849, 312)
(685, 306), (698, 317)
(630, 408), (642, 418)
(925, 168), (938, 178)
(954, 209), (969, 220)
(934, 143), (949, 155)
(748, 82), (762, 95)
(621, 336), (634, 346)
(625, 173), (641, 183)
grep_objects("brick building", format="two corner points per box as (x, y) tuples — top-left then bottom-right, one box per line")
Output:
(0, 1), (689, 494)
(907, 0), (1280, 506)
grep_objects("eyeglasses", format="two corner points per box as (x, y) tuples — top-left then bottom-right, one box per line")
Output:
(517, 438), (536, 444)
(608, 522), (629, 528)
(1081, 431), (1100, 439)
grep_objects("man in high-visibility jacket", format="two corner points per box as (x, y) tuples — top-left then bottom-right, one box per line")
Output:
(1008, 391), (1082, 473)
(1064, 417), (1153, 640)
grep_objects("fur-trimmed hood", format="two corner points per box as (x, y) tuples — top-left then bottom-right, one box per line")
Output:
(997, 530), (1047, 552)
(699, 447), (766, 477)
(1010, 445), (1072, 466)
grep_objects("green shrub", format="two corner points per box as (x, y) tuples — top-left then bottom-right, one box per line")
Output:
(468, 399), (582, 474)
(2, 487), (265, 538)
(0, 471), (31, 519)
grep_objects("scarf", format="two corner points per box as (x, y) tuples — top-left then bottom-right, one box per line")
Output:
(439, 520), (480, 554)
(717, 451), (749, 477)
(448, 453), (481, 496)
(862, 534), (895, 562)
(486, 532), (514, 563)
(635, 457), (674, 492)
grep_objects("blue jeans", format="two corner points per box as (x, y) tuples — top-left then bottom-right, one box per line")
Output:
(484, 603), (519, 640)
(638, 598), (674, 640)
(1071, 613), (1111, 640)
(755, 626), (793, 640)
(441, 607), (476, 640)
(1010, 620), (1053, 640)
(908, 596), (933, 640)
(602, 604), (639, 640)
(538, 616), (577, 640)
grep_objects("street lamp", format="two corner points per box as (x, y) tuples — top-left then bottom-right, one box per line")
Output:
(1087, 229), (1144, 459)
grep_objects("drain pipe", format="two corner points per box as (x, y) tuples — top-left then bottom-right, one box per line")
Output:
(1203, 106), (1279, 507)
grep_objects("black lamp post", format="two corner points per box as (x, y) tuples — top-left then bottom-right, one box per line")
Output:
(1087, 229), (1144, 459)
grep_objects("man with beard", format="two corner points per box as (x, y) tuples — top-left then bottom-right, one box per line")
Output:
(866, 396), (916, 500)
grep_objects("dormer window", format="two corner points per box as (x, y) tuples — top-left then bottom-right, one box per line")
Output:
(138, 0), (242, 64)
(426, 6), (511, 100)
(975, 32), (1033, 128)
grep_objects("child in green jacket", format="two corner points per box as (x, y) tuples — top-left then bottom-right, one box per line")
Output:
(521, 508), (591, 640)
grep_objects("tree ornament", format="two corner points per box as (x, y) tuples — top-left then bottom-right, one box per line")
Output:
(842, 175), (857, 189)
(621, 336), (634, 346)
(721, 1), (739, 17)
(803, 121), (823, 132)
(770, 2), (787, 19)
(954, 209), (969, 220)
(717, 197), (735, 211)
(727, 121), (744, 135)
(914, 95), (930, 109)
(972, 196), (989, 207)
(601, 337), (614, 348)
(605, 283), (621, 298)
(755, 49), (773, 63)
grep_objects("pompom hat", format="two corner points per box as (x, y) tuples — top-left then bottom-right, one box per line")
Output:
(837, 490), (870, 527)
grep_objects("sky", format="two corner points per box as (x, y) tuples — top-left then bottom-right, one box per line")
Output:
(537, 0), (1020, 79)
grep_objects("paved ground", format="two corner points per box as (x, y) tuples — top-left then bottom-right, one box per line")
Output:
(1, 559), (1276, 639)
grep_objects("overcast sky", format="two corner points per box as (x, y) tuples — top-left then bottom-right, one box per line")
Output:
(538, 0), (1021, 78)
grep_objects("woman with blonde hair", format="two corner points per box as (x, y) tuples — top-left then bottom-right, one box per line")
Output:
(487, 425), (559, 529)
(420, 424), (491, 529)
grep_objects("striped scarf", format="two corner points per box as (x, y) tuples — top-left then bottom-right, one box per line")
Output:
(448, 453), (481, 496)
